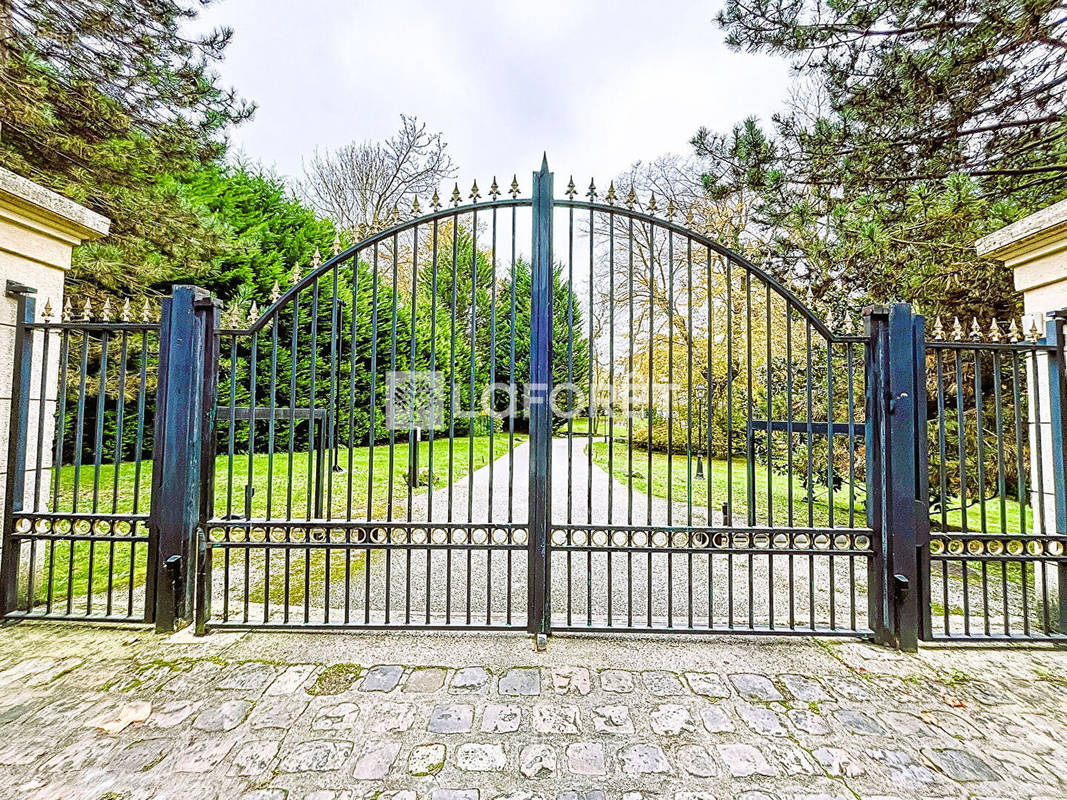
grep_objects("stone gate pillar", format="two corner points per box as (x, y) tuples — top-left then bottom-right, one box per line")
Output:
(978, 198), (1067, 535)
(0, 167), (110, 520)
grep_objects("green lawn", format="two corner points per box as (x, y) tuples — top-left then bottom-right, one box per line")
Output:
(32, 434), (523, 606)
(590, 439), (1030, 533)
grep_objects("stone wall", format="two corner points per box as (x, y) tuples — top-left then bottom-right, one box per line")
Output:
(0, 168), (109, 519)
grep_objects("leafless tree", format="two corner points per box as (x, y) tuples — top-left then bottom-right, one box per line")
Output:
(300, 115), (457, 234)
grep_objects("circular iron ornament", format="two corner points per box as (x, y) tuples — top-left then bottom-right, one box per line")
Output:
(948, 539), (965, 555)
(612, 530), (628, 547)
(773, 533), (788, 549)
(814, 533), (831, 550)
(411, 528), (428, 545)
(649, 531), (667, 548)
(491, 528), (507, 545)
(732, 532), (750, 549)
(1027, 540), (1043, 556)
(352, 528), (367, 544)
(1047, 540), (1064, 556)
(116, 519), (133, 536)
(753, 533), (770, 549)
(854, 534), (871, 551)
(514, 529), (528, 546)
(430, 528), (447, 545)
(713, 532), (729, 548)
(692, 531), (709, 549)
(472, 528), (488, 545)
(551, 530), (567, 547)
(632, 531), (648, 548)
(929, 539), (945, 555)
(92, 519), (111, 535)
(794, 533), (810, 549)
(967, 540), (984, 556)
(592, 530), (608, 547)
(75, 519), (92, 535)
(15, 517), (31, 534)
(55, 518), (72, 535)
(453, 529), (469, 545)
(370, 527), (387, 544)
(572, 530), (588, 547)
(987, 539), (1004, 556)
(834, 534), (851, 551)
(1007, 539), (1024, 556)
(33, 518), (49, 534)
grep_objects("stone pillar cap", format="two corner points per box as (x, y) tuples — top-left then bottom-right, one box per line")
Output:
(0, 166), (110, 241)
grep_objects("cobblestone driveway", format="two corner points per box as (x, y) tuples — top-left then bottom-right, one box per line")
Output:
(0, 624), (1063, 800)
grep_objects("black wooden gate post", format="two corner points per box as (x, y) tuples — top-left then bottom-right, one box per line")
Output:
(528, 155), (553, 636)
(865, 303), (924, 650)
(149, 285), (220, 632)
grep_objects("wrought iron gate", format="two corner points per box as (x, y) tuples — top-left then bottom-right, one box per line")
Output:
(4, 156), (1063, 647)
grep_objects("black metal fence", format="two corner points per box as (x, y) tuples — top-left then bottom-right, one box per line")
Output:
(1, 159), (1065, 649)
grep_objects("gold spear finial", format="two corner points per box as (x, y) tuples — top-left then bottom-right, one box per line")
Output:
(141, 298), (153, 323)
(606, 182), (616, 206)
(101, 298), (113, 322)
(247, 301), (259, 325)
(62, 297), (72, 321)
(565, 176), (577, 200)
(81, 298), (92, 322)
(509, 175), (519, 198)
(989, 318), (1002, 342)
(270, 281), (281, 304)
(932, 317), (945, 340)
(121, 297), (131, 322)
(1028, 317), (1041, 342)
(451, 183), (461, 207)
(312, 248), (322, 268)
(951, 316), (964, 339)
(469, 179), (480, 203)
(970, 316), (982, 341)
(587, 179), (597, 201)
(489, 177), (500, 200)
(42, 298), (54, 322)
(685, 207), (694, 227)
(411, 196), (420, 216)
(648, 192), (657, 214)
(292, 261), (302, 285)
(626, 186), (636, 209)
(666, 198), (676, 220)
(1008, 318), (1021, 342)
(431, 188), (441, 211)
(332, 232), (342, 256)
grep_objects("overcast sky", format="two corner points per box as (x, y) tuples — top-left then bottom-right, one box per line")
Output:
(196, 0), (792, 191)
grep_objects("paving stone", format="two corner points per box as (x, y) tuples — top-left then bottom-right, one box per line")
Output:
(565, 742), (606, 776)
(732, 793), (778, 800)
(927, 710), (984, 739)
(249, 697), (309, 730)
(717, 743), (776, 777)
(729, 673), (783, 701)
(642, 670), (685, 696)
(592, 704), (634, 734)
(361, 665), (404, 692)
(786, 708), (829, 735)
(779, 673), (829, 701)
(599, 669), (635, 693)
(552, 666), (591, 695)
(618, 743), (672, 775)
(812, 746), (865, 777)
(699, 704), (735, 733)
(456, 742), (506, 772)
(366, 701), (417, 732)
(280, 740), (352, 772)
(111, 738), (170, 772)
(217, 662), (280, 692)
(868, 748), (940, 783)
(519, 743), (557, 778)
(481, 703), (522, 733)
(557, 793), (606, 800)
(649, 703), (697, 736)
(765, 741), (818, 775)
(991, 748), (1057, 784)
(429, 703), (474, 733)
(312, 701), (360, 732)
(834, 709), (886, 735)
(827, 676), (878, 702)
(239, 791), (287, 800)
(532, 704), (581, 734)
(351, 740), (402, 779)
(499, 667), (541, 696)
(230, 740), (281, 776)
(450, 666), (490, 694)
(737, 703), (788, 736)
(922, 747), (999, 782)
(431, 792), (478, 800)
(161, 662), (223, 693)
(409, 743), (446, 776)
(405, 667), (446, 693)
(881, 710), (935, 737)
(677, 744), (718, 777)
(192, 698), (252, 732)
(146, 699), (200, 729)
(683, 672), (730, 698)
(265, 664), (316, 696)
(41, 737), (114, 773)
(0, 739), (52, 766)
(173, 739), (234, 773)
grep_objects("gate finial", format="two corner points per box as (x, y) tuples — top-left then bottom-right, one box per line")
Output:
(648, 192), (657, 214)
(270, 281), (281, 304)
(541, 152), (549, 172)
(509, 175), (519, 198)
(489, 177), (500, 199)
(312, 248), (322, 268)
(951, 316), (964, 339)
(141, 298), (153, 323)
(121, 297), (131, 322)
(565, 176), (576, 199)
(606, 182), (616, 206)
(1008, 318), (1021, 342)
(932, 317), (945, 339)
(431, 189), (441, 211)
(587, 179), (597, 201)
(988, 318), (1002, 342)
(451, 183), (461, 207)
(62, 296), (72, 321)
(292, 261), (302, 285)
(626, 186), (636, 209)
(247, 301), (259, 325)
(81, 297), (92, 322)
(412, 196), (420, 216)
(42, 298), (53, 322)
(101, 298), (113, 322)
(970, 316), (982, 341)
(470, 180), (480, 203)
(332, 232), (342, 256)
